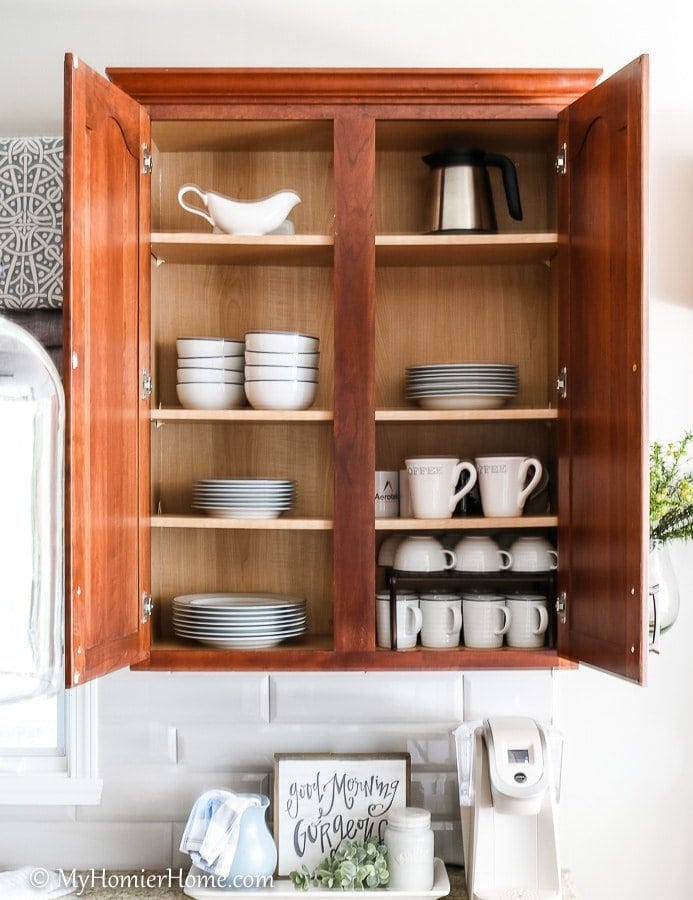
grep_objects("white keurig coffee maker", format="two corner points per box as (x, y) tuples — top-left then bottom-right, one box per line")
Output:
(454, 717), (563, 900)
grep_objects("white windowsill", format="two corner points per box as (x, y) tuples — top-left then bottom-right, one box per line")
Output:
(0, 680), (102, 806)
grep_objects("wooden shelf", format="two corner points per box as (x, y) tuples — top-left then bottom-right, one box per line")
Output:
(376, 407), (557, 422)
(151, 407), (333, 423)
(150, 233), (334, 266)
(375, 516), (558, 531)
(151, 514), (333, 530)
(375, 233), (558, 266)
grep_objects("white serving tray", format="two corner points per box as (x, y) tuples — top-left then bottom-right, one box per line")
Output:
(184, 857), (451, 900)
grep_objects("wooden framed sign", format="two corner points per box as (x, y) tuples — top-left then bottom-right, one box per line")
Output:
(273, 752), (411, 875)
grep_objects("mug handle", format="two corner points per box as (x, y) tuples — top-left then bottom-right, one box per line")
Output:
(177, 183), (215, 228)
(408, 605), (423, 636)
(447, 606), (463, 635)
(533, 604), (549, 635)
(498, 550), (513, 571)
(495, 605), (511, 636)
(442, 548), (457, 570)
(451, 461), (478, 507)
(517, 458), (543, 509)
(548, 549), (559, 571)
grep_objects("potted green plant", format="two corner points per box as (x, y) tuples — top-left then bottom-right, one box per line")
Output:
(648, 431), (693, 641)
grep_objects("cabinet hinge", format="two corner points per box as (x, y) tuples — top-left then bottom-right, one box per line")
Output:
(141, 592), (153, 624)
(142, 143), (153, 175)
(556, 591), (567, 626)
(141, 369), (152, 400)
(555, 142), (567, 175)
(556, 365), (567, 400)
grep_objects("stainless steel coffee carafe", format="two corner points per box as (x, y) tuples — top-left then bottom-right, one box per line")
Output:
(423, 148), (523, 233)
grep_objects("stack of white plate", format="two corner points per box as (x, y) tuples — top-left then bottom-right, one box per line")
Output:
(172, 593), (307, 649)
(406, 363), (518, 410)
(192, 478), (295, 519)
(176, 337), (246, 410)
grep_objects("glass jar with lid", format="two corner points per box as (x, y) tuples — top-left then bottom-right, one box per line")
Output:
(384, 806), (434, 891)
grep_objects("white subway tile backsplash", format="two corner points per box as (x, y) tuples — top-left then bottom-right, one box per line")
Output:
(100, 721), (175, 766)
(269, 672), (464, 723)
(0, 822), (172, 869)
(98, 669), (270, 724)
(76, 769), (269, 822)
(462, 670), (553, 722)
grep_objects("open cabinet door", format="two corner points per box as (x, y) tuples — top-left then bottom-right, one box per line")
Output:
(63, 54), (151, 685)
(556, 56), (648, 683)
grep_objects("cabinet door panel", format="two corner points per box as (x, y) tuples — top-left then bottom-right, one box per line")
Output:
(557, 56), (648, 683)
(63, 54), (151, 684)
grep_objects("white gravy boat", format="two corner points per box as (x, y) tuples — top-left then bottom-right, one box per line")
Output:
(178, 184), (301, 235)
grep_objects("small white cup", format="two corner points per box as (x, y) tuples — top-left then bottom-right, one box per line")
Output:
(508, 536), (558, 572)
(475, 455), (544, 518)
(393, 535), (456, 573)
(420, 592), (463, 649)
(461, 593), (511, 649)
(406, 456), (477, 519)
(376, 592), (422, 649)
(375, 470), (400, 518)
(399, 469), (413, 518)
(453, 535), (512, 573)
(505, 594), (549, 648)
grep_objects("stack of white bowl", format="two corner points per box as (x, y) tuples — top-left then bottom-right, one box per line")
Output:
(176, 337), (246, 410)
(244, 330), (320, 410)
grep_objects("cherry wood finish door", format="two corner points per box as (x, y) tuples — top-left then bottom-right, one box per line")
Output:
(556, 56), (648, 683)
(63, 54), (151, 685)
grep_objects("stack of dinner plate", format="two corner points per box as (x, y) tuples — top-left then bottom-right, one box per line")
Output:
(172, 593), (307, 649)
(192, 478), (295, 519)
(405, 362), (518, 410)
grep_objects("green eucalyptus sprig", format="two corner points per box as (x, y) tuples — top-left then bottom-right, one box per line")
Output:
(289, 838), (389, 891)
(650, 431), (693, 543)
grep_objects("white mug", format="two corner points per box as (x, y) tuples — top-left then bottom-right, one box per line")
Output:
(406, 456), (477, 519)
(420, 593), (463, 649)
(376, 592), (422, 649)
(461, 593), (511, 649)
(509, 536), (558, 572)
(393, 535), (456, 573)
(505, 594), (549, 648)
(475, 455), (544, 518)
(375, 470), (400, 518)
(453, 535), (512, 572)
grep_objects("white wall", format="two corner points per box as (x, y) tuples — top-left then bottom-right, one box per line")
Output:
(2, 2), (693, 898)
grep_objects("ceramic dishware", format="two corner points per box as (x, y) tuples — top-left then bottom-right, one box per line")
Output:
(420, 592), (463, 648)
(461, 593), (510, 648)
(245, 331), (319, 353)
(393, 535), (455, 573)
(375, 591), (422, 649)
(405, 456), (477, 519)
(244, 364), (318, 382)
(244, 379), (317, 410)
(508, 536), (558, 572)
(178, 183), (301, 235)
(176, 337), (245, 358)
(375, 471), (400, 518)
(453, 535), (512, 572)
(505, 593), (549, 648)
(475, 455), (543, 517)
(176, 382), (246, 410)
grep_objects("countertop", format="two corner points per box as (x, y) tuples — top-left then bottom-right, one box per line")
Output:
(70, 866), (581, 898)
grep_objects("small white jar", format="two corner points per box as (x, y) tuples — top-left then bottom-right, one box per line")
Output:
(384, 807), (434, 891)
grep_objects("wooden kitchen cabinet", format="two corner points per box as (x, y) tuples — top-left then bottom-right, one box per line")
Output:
(63, 56), (648, 686)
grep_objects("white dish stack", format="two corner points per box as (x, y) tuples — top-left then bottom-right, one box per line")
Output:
(176, 337), (246, 409)
(172, 593), (307, 649)
(244, 330), (320, 410)
(192, 478), (296, 519)
(406, 362), (518, 410)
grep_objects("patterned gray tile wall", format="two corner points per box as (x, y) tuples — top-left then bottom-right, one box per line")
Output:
(0, 137), (63, 310)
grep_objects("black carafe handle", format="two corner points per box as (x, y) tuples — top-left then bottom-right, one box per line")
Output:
(483, 152), (523, 221)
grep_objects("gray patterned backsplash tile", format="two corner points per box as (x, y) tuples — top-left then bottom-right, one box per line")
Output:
(0, 137), (63, 309)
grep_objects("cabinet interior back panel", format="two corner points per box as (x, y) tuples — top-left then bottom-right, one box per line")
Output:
(152, 148), (335, 235)
(151, 264), (334, 410)
(151, 529), (334, 641)
(375, 264), (555, 408)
